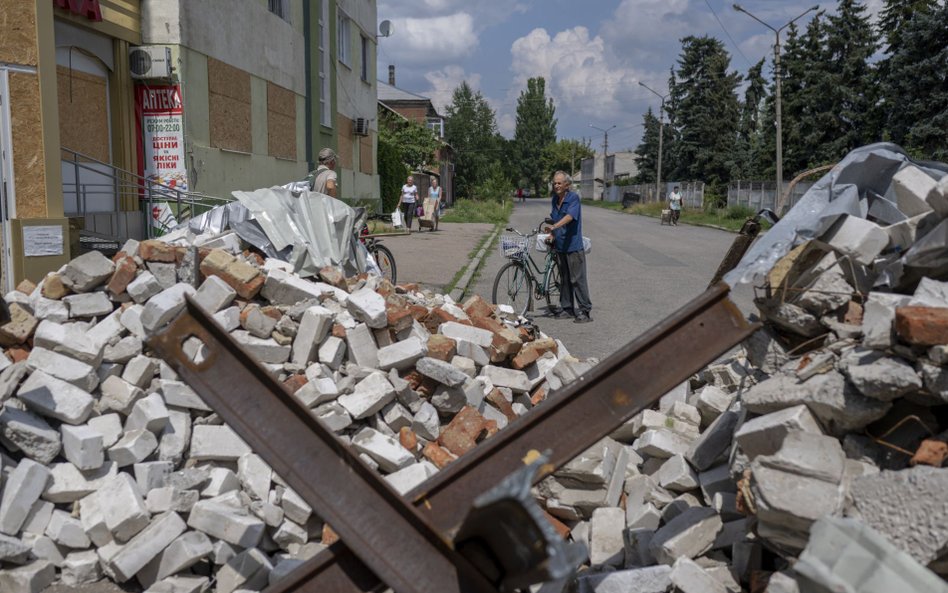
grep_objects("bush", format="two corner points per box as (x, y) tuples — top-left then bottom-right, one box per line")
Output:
(473, 163), (513, 203)
(441, 199), (512, 224)
(725, 205), (756, 220)
(378, 135), (408, 212)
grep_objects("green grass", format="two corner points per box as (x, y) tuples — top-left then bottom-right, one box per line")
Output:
(444, 227), (500, 295)
(582, 199), (769, 233)
(440, 199), (513, 224)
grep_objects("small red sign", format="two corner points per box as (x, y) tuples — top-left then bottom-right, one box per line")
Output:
(53, 0), (103, 22)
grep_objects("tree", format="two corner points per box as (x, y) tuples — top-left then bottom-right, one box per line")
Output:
(667, 36), (742, 192)
(882, 2), (948, 158)
(377, 108), (436, 211)
(444, 82), (500, 199)
(736, 59), (768, 178)
(544, 138), (594, 180)
(633, 107), (663, 183)
(878, 0), (939, 52)
(513, 77), (557, 197)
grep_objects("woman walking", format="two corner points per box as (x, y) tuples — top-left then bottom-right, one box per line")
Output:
(398, 175), (419, 230)
(429, 176), (443, 217)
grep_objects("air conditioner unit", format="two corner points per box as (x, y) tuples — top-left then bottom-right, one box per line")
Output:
(354, 118), (370, 136)
(129, 46), (173, 79)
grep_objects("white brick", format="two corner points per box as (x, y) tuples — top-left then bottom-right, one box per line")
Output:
(291, 305), (333, 365)
(88, 413), (124, 448)
(25, 347), (98, 392)
(231, 330), (291, 364)
(193, 275), (237, 313)
(63, 251), (114, 292)
(318, 335), (346, 369)
(109, 430), (159, 467)
(60, 550), (101, 585)
(201, 467), (240, 498)
(61, 424), (105, 470)
(215, 547), (272, 593)
(187, 501), (264, 548)
(0, 560), (56, 593)
(45, 509), (90, 549)
(0, 407), (61, 464)
(126, 271), (163, 304)
(158, 380), (210, 411)
(141, 284), (196, 333)
(145, 530), (213, 582)
(345, 323), (379, 368)
(589, 507), (626, 567)
(189, 425), (251, 461)
(440, 321), (493, 348)
(377, 336), (427, 371)
(43, 461), (116, 504)
(64, 291), (113, 318)
(122, 354), (158, 389)
(0, 460), (50, 536)
(32, 320), (104, 366)
(337, 372), (395, 419)
(134, 461), (174, 492)
(99, 375), (146, 415)
(125, 392), (171, 434)
(347, 288), (387, 328)
(262, 268), (348, 306)
(98, 473), (150, 542)
(106, 512), (187, 582)
(17, 370), (94, 425)
(158, 410), (192, 464)
(120, 304), (146, 339)
(481, 365), (531, 393)
(351, 427), (414, 473)
(237, 454), (271, 501)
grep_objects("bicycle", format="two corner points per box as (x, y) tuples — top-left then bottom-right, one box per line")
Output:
(491, 219), (561, 317)
(359, 212), (397, 284)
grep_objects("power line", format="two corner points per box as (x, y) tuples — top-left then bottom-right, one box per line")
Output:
(703, 0), (753, 67)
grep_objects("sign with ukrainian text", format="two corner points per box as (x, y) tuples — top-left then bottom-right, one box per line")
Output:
(137, 85), (188, 191)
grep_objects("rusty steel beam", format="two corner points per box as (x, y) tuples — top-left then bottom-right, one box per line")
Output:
(152, 283), (756, 593)
(149, 301), (498, 593)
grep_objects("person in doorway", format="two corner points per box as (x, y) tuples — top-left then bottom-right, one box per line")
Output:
(429, 176), (443, 217)
(307, 148), (338, 197)
(397, 175), (419, 231)
(668, 186), (683, 225)
(544, 171), (592, 323)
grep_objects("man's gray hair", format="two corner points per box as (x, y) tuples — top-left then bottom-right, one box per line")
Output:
(318, 148), (337, 164)
(553, 171), (572, 185)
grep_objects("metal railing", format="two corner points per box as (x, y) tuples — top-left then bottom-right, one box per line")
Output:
(61, 148), (230, 243)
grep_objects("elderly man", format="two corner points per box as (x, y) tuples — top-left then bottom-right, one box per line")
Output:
(307, 147), (338, 197)
(545, 171), (592, 323)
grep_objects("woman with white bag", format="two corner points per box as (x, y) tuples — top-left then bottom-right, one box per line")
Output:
(397, 175), (419, 231)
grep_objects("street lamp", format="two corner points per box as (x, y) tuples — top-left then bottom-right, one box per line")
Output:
(638, 82), (668, 202)
(734, 3), (819, 204)
(589, 124), (616, 201)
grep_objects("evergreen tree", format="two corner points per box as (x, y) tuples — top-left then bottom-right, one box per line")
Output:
(883, 2), (948, 158)
(736, 58), (768, 178)
(667, 36), (742, 192)
(444, 82), (500, 200)
(513, 77), (558, 197)
(878, 0), (938, 51)
(633, 107), (662, 183)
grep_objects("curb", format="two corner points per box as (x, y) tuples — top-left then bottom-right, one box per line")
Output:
(449, 226), (501, 302)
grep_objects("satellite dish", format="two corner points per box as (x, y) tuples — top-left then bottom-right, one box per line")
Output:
(379, 20), (393, 38)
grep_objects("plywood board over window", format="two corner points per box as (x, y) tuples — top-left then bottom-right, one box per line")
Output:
(337, 115), (353, 170)
(208, 58), (251, 153)
(267, 82), (296, 161)
(57, 66), (110, 163)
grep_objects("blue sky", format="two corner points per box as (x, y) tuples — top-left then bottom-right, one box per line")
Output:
(376, 0), (883, 152)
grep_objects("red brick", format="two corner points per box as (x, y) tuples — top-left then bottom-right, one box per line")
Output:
(422, 442), (457, 469)
(543, 510), (571, 540)
(895, 306), (948, 347)
(0, 303), (38, 346)
(462, 294), (494, 320)
(199, 249), (264, 299)
(486, 388), (518, 422)
(438, 406), (490, 456)
(41, 274), (70, 300)
(376, 279), (396, 298)
(473, 317), (523, 359)
(397, 282), (419, 294)
(282, 374), (308, 394)
(244, 251), (265, 267)
(15, 279), (36, 295)
(387, 304), (414, 332)
(911, 439), (948, 467)
(423, 308), (459, 334)
(403, 370), (436, 398)
(331, 323), (347, 339)
(5, 347), (30, 363)
(427, 335), (457, 362)
(107, 255), (139, 296)
(530, 386), (548, 406)
(139, 239), (177, 263)
(318, 266), (348, 291)
(399, 427), (418, 452)
(260, 305), (282, 321)
(408, 304), (428, 321)
(512, 337), (558, 370)
(322, 524), (340, 545)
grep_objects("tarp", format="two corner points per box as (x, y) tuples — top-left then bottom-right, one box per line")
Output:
(724, 143), (948, 291)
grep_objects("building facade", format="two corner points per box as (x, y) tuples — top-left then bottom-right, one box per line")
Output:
(0, 0), (379, 291)
(579, 151), (639, 200)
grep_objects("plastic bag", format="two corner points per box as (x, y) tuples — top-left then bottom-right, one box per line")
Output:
(535, 234), (550, 252)
(416, 205), (424, 217)
(583, 236), (592, 254)
(392, 209), (403, 228)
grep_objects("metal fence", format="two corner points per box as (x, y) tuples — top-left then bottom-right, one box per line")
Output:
(607, 181), (705, 208)
(727, 180), (815, 214)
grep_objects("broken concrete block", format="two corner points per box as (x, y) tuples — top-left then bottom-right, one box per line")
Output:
(347, 287), (387, 328)
(33, 320), (104, 366)
(670, 556), (727, 593)
(752, 462), (842, 541)
(384, 462), (438, 495)
(145, 530), (213, 582)
(43, 461), (116, 503)
(99, 375), (146, 416)
(145, 575), (208, 593)
(589, 507), (625, 567)
(45, 509), (90, 549)
(655, 455), (699, 492)
(0, 560), (56, 593)
(633, 429), (693, 459)
(0, 407), (61, 464)
(189, 425), (251, 461)
(125, 393), (171, 435)
(158, 380), (210, 412)
(98, 473), (150, 542)
(126, 271), (163, 304)
(158, 410), (192, 465)
(734, 405), (822, 459)
(21, 500), (54, 536)
(25, 347), (98, 392)
(109, 429), (159, 467)
(0, 459), (51, 536)
(345, 323), (379, 369)
(318, 335), (346, 369)
(840, 348), (922, 401)
(231, 330), (290, 364)
(261, 268), (342, 306)
(694, 385), (735, 426)
(106, 512), (187, 582)
(122, 354), (158, 389)
(215, 547), (273, 593)
(411, 401), (441, 440)
(313, 402), (352, 433)
(17, 370), (94, 425)
(686, 410), (739, 472)
(237, 454), (271, 502)
(574, 565), (672, 593)
(104, 336), (144, 365)
(649, 507), (722, 565)
(337, 372), (395, 419)
(133, 461), (174, 492)
(64, 291), (113, 318)
(63, 251), (115, 292)
(60, 550), (101, 585)
(141, 284), (196, 333)
(892, 165), (939, 217)
(481, 365), (531, 393)
(187, 500), (264, 548)
(61, 424), (105, 470)
(291, 305), (333, 366)
(818, 215), (889, 266)
(863, 292), (913, 350)
(352, 427), (415, 473)
(417, 356), (469, 387)
(377, 336), (427, 371)
(193, 275), (236, 313)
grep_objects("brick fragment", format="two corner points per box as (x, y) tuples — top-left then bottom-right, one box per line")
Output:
(321, 523), (339, 546)
(399, 427), (417, 452)
(16, 279), (37, 294)
(462, 295), (494, 320)
(473, 316), (522, 359)
(398, 282), (420, 293)
(911, 439), (948, 467)
(331, 323), (347, 339)
(423, 441), (457, 469)
(7, 347), (30, 363)
(107, 256), (138, 296)
(317, 266), (347, 290)
(423, 308), (458, 334)
(895, 306), (948, 347)
(408, 304), (428, 321)
(438, 406), (490, 456)
(387, 305), (414, 332)
(544, 510), (571, 540)
(199, 249), (264, 299)
(512, 337), (558, 369)
(282, 374), (308, 394)
(0, 303), (38, 346)
(486, 388), (518, 421)
(138, 239), (177, 262)
(41, 274), (70, 299)
(531, 386), (548, 406)
(427, 334), (457, 362)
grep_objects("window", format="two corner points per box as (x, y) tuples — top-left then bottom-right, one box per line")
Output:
(268, 0), (290, 23)
(337, 11), (351, 67)
(360, 35), (369, 82)
(319, 1), (331, 127)
(426, 117), (444, 138)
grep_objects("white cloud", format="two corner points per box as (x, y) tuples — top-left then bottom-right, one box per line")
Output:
(381, 13), (479, 66)
(423, 65), (481, 114)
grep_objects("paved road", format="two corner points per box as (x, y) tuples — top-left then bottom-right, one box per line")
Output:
(471, 200), (755, 361)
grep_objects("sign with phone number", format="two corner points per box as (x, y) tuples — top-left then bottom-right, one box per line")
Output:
(137, 85), (188, 191)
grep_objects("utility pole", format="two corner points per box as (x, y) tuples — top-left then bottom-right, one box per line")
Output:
(734, 4), (819, 206)
(589, 125), (616, 201)
(639, 82), (668, 203)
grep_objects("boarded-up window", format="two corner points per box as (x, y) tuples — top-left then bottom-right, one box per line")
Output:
(359, 135), (373, 175)
(337, 116), (353, 170)
(267, 82), (296, 160)
(208, 58), (251, 153)
(57, 66), (109, 163)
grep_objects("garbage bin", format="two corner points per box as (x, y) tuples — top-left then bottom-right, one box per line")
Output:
(621, 192), (642, 208)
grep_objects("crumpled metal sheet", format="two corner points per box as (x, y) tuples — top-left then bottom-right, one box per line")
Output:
(187, 201), (252, 236)
(231, 187), (365, 277)
(725, 143), (948, 290)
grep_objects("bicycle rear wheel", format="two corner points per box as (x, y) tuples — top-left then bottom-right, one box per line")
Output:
(543, 255), (562, 312)
(492, 261), (532, 316)
(372, 244), (397, 285)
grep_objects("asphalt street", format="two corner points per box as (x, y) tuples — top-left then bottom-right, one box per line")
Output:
(470, 199), (755, 362)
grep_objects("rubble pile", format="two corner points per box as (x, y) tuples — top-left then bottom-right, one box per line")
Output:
(0, 235), (594, 593)
(537, 159), (948, 592)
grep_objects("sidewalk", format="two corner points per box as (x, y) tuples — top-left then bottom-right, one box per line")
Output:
(380, 222), (495, 292)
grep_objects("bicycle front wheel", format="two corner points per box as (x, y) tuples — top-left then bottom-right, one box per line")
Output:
(543, 255), (562, 312)
(492, 261), (532, 316)
(372, 244), (397, 285)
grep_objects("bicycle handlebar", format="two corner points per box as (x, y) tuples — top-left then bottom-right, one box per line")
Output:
(506, 218), (555, 238)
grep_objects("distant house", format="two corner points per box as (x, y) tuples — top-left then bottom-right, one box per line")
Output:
(377, 66), (454, 205)
(579, 151), (639, 201)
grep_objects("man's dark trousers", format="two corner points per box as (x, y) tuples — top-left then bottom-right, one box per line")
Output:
(557, 250), (592, 315)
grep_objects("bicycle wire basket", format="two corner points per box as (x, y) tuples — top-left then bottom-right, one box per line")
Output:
(499, 234), (530, 259)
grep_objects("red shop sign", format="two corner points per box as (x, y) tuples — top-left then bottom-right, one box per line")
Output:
(53, 0), (103, 22)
